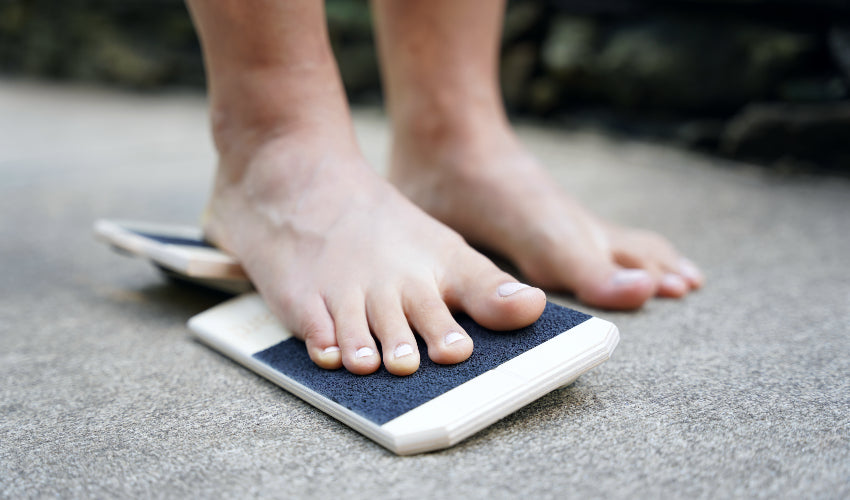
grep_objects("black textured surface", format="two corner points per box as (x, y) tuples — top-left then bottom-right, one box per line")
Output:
(252, 302), (591, 425)
(130, 229), (212, 248)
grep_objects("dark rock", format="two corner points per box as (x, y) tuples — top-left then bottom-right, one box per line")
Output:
(591, 16), (815, 113)
(676, 119), (726, 149)
(1, 0), (847, 173)
(829, 25), (850, 82)
(501, 42), (539, 109)
(326, 0), (373, 41)
(778, 77), (847, 102)
(0, 1), (199, 87)
(720, 101), (850, 171)
(325, 0), (377, 95)
(548, 0), (644, 15)
(550, 0), (850, 14)
(502, 1), (545, 43)
(541, 15), (598, 82)
(528, 77), (562, 114)
(334, 43), (380, 95)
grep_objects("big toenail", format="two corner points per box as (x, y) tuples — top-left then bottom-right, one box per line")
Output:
(498, 282), (531, 297)
(355, 347), (374, 358)
(393, 343), (414, 359)
(323, 346), (340, 354)
(611, 269), (650, 285)
(444, 331), (465, 345)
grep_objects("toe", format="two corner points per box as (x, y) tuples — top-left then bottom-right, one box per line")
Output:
(443, 248), (546, 331)
(657, 273), (689, 298)
(272, 292), (342, 370)
(326, 292), (381, 375)
(530, 241), (655, 310)
(610, 228), (703, 297)
(677, 257), (705, 289)
(573, 265), (656, 310)
(366, 290), (421, 376)
(402, 282), (474, 365)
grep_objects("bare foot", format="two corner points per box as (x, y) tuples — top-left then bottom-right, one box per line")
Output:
(186, 0), (546, 376)
(389, 122), (704, 310)
(203, 130), (546, 375)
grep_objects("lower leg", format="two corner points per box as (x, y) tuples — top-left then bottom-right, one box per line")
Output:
(185, 0), (546, 375)
(372, 0), (702, 309)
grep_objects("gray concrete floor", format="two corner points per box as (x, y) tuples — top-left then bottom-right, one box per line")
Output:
(1, 80), (848, 499)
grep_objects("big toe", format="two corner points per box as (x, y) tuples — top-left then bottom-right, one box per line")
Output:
(575, 267), (656, 310)
(444, 249), (546, 331)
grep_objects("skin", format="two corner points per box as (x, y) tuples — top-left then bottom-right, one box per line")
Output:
(372, 0), (702, 309)
(186, 0), (547, 377)
(185, 0), (703, 376)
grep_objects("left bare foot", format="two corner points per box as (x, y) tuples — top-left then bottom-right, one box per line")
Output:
(389, 120), (703, 310)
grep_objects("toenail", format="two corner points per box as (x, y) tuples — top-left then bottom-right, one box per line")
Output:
(393, 343), (414, 359)
(498, 282), (531, 297)
(662, 273), (686, 290)
(323, 346), (340, 354)
(611, 269), (650, 285)
(679, 258), (702, 281)
(355, 347), (374, 358)
(444, 331), (465, 345)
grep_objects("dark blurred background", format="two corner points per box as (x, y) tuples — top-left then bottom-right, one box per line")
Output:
(2, 0), (848, 173)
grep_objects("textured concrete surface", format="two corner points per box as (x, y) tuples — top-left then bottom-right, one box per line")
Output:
(1, 80), (848, 499)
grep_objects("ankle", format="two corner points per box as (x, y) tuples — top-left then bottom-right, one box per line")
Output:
(208, 65), (352, 164)
(398, 96), (505, 142)
(391, 105), (521, 177)
(205, 127), (372, 252)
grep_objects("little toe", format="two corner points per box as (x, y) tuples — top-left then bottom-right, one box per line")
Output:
(403, 285), (473, 365)
(328, 294), (381, 375)
(366, 293), (421, 376)
(445, 250), (546, 331)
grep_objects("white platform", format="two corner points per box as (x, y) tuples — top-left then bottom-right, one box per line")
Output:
(189, 294), (619, 455)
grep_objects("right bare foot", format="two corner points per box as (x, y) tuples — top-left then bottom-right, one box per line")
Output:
(203, 129), (546, 376)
